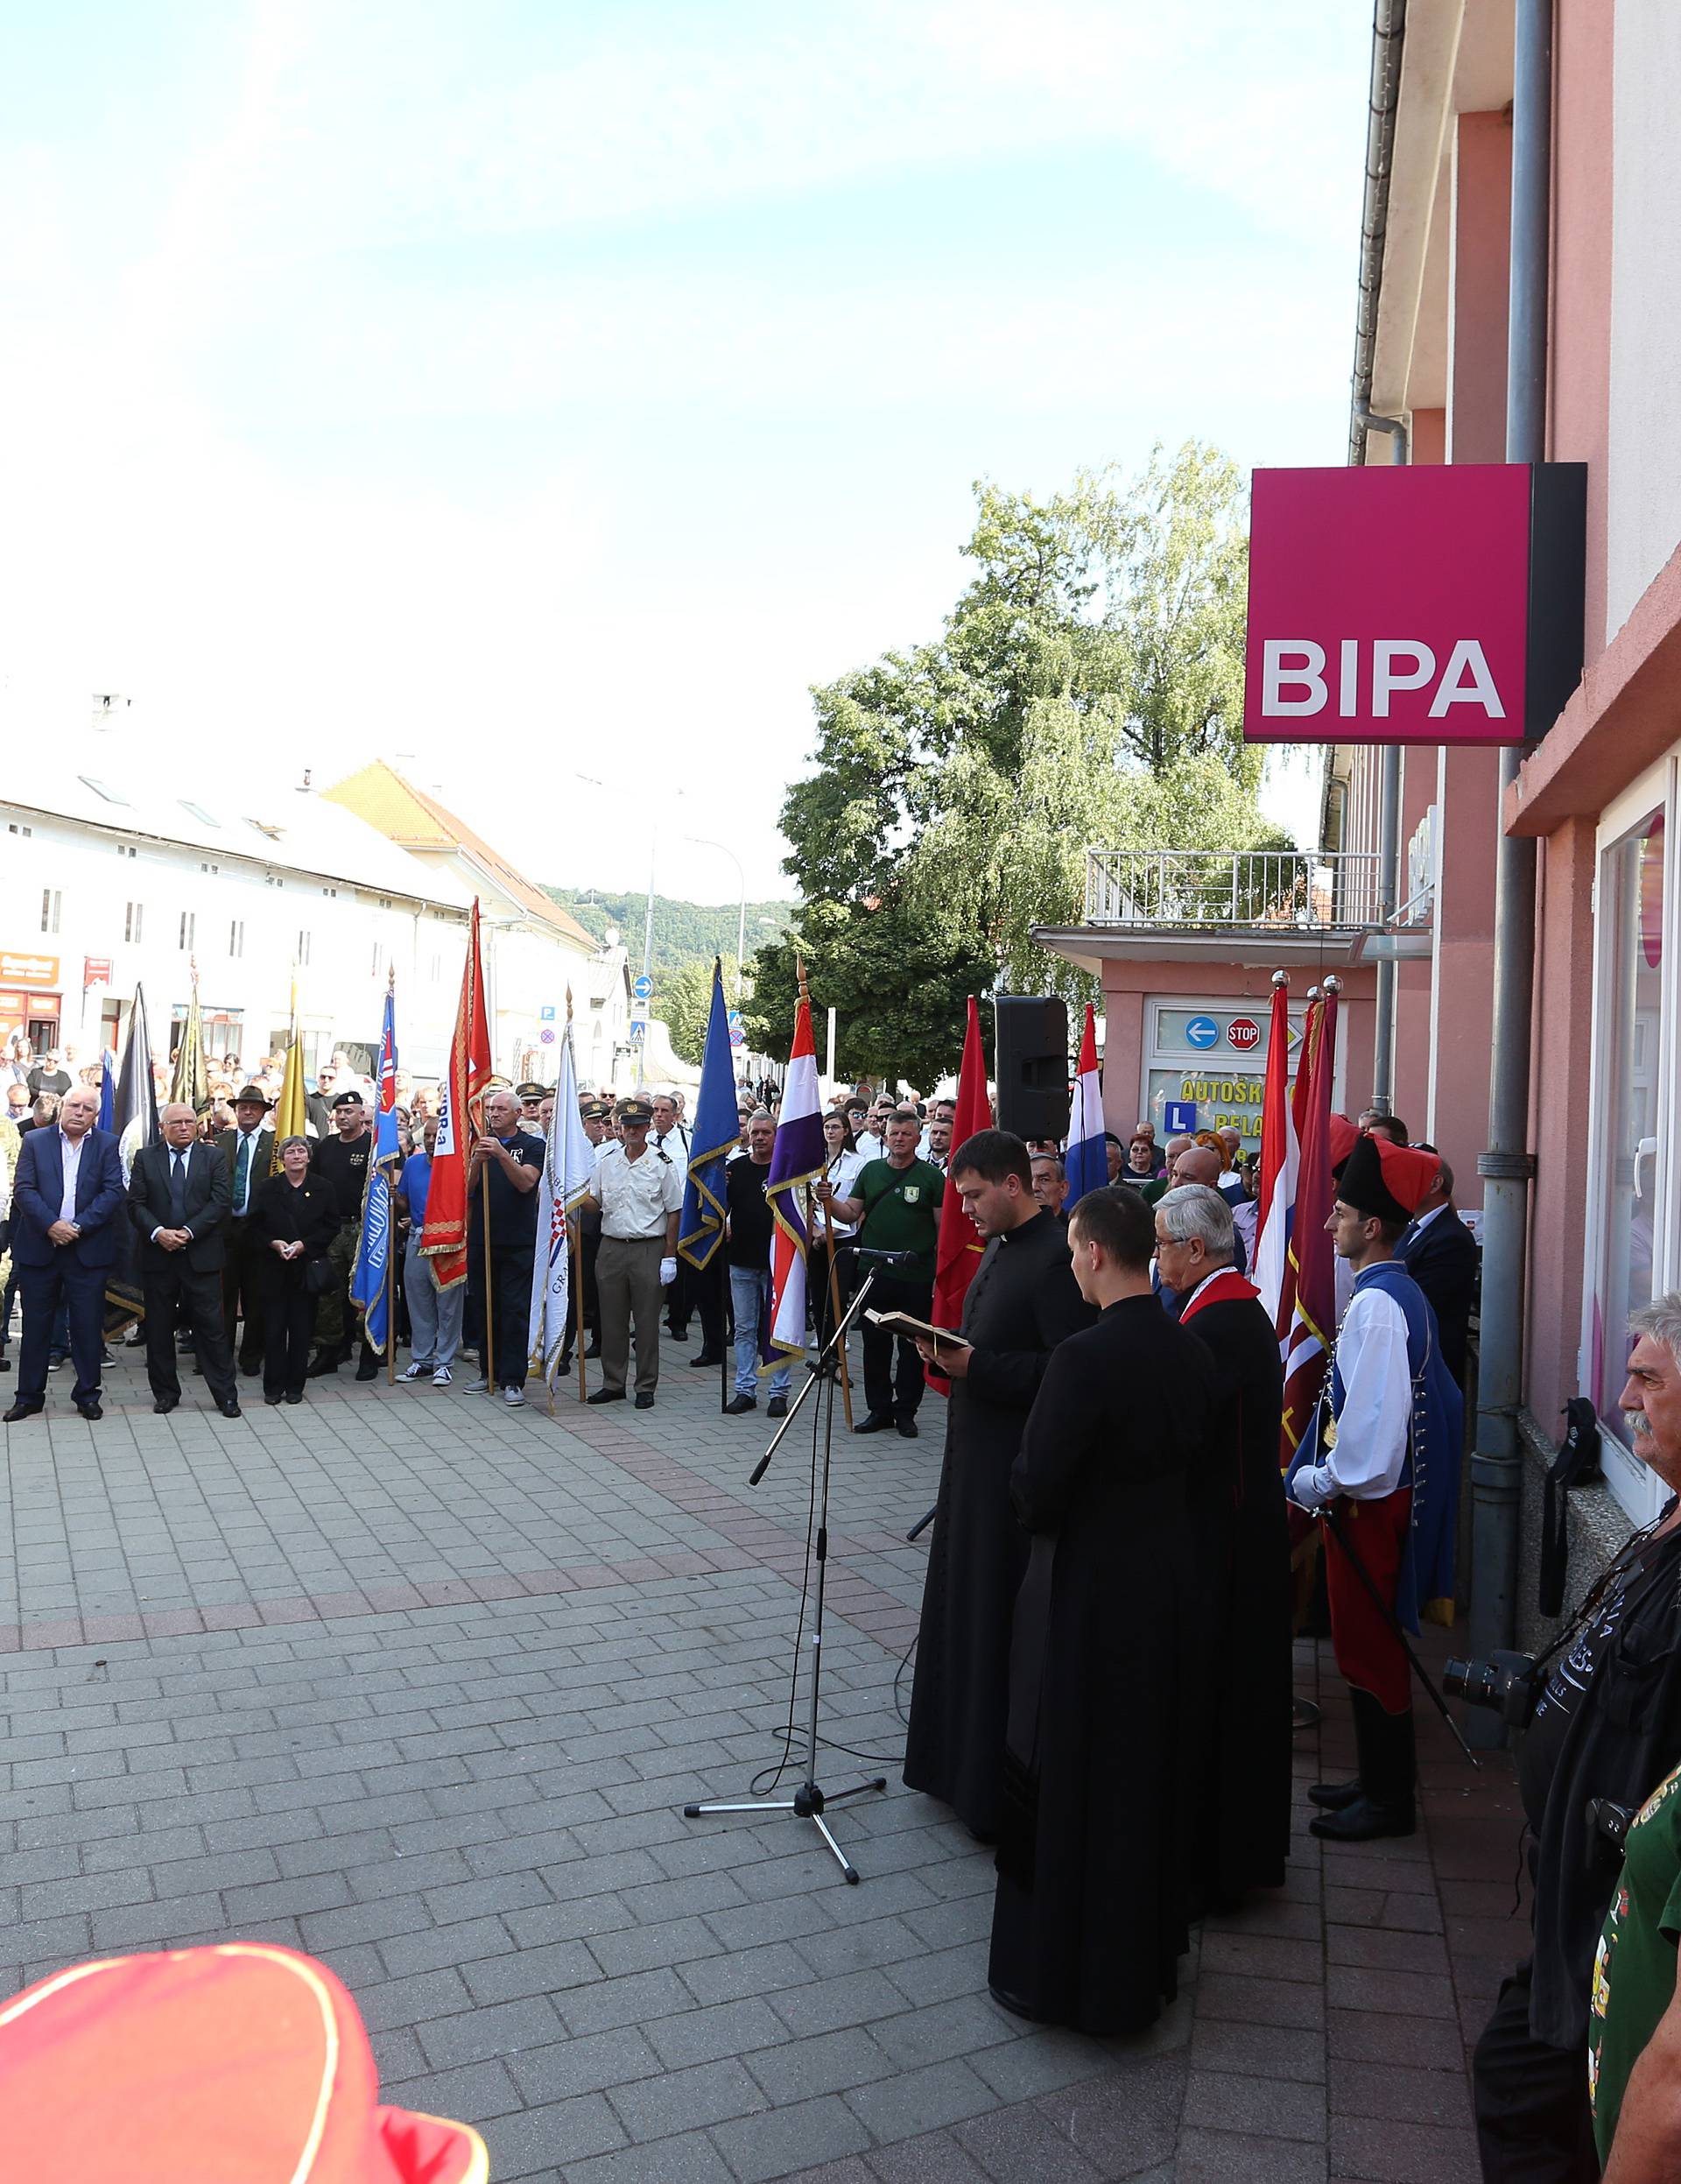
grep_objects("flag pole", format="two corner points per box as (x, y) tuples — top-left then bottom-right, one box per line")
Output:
(826, 1240), (853, 1431)
(386, 967), (398, 1386)
(480, 1158), (495, 1393)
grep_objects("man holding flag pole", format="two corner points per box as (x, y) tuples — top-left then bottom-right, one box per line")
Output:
(527, 998), (595, 1408)
(676, 961), (745, 1419)
(349, 971), (402, 1385)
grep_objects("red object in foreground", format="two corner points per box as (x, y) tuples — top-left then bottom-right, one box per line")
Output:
(421, 898), (494, 1291)
(0, 1942), (489, 2183)
(925, 996), (992, 1395)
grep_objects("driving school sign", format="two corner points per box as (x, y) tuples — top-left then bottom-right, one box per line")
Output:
(1243, 462), (1585, 747)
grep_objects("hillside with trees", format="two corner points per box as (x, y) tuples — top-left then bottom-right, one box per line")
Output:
(542, 887), (793, 982)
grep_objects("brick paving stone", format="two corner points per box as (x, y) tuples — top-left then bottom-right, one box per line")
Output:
(0, 1342), (1506, 2179)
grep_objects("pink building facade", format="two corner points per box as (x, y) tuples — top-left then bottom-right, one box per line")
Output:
(1042, 3), (1679, 1542)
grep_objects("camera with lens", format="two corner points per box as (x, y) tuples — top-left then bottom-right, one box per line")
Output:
(1442, 1648), (1539, 1729)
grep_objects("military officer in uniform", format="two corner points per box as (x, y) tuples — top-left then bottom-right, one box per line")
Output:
(580, 1096), (681, 1409)
(515, 1081), (547, 1139)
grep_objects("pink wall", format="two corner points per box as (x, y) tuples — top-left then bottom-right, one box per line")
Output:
(1447, 112), (1513, 464)
(1525, 817), (1598, 1421)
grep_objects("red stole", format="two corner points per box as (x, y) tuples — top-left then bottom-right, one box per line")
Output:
(1178, 1267), (1261, 1322)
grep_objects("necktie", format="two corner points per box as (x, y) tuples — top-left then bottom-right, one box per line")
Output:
(168, 1149), (188, 1228)
(234, 1131), (252, 1214)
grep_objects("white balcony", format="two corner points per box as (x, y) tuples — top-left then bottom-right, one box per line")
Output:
(1035, 849), (1427, 973)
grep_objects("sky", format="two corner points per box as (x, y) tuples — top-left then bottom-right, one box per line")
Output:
(0, 2), (1370, 904)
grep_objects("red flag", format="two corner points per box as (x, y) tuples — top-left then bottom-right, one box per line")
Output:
(1251, 974), (1297, 1342)
(420, 899), (493, 1290)
(1279, 981), (1339, 1469)
(926, 997), (991, 1395)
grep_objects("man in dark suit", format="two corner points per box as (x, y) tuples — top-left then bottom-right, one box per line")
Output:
(1396, 1151), (1479, 1389)
(127, 1103), (242, 1418)
(4, 1085), (125, 1422)
(216, 1085), (275, 1375)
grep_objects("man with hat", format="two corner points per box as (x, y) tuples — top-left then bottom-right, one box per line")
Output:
(217, 1083), (275, 1375)
(515, 1081), (547, 1138)
(1286, 1131), (1463, 1842)
(580, 1096), (681, 1409)
(560, 1099), (610, 1372)
(307, 1090), (376, 1379)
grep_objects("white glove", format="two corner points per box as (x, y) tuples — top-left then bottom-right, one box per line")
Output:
(659, 1257), (678, 1286)
(1287, 1462), (1332, 1514)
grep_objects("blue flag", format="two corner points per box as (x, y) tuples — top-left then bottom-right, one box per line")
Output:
(677, 960), (737, 1272)
(351, 982), (401, 1356)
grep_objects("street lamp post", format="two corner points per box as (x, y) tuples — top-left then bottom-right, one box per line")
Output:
(686, 836), (748, 1004)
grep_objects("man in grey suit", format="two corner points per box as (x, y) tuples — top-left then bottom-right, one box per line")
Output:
(127, 1103), (242, 1418)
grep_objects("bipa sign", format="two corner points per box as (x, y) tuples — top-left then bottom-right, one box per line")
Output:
(1243, 463), (1585, 747)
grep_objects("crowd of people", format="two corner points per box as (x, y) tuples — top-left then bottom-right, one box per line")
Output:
(7, 1039), (1681, 2176)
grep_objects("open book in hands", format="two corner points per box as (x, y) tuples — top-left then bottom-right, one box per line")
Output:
(864, 1309), (969, 1351)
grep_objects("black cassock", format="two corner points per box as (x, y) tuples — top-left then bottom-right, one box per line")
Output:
(1176, 1279), (1291, 1904)
(903, 1209), (1095, 1838)
(989, 1293), (1211, 2035)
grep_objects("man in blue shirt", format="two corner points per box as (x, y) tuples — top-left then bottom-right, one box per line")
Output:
(395, 1114), (464, 1386)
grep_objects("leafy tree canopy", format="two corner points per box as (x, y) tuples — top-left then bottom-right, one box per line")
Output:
(542, 886), (794, 982)
(761, 444), (1290, 1079)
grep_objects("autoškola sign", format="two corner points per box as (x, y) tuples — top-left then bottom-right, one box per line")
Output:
(1242, 463), (1586, 745)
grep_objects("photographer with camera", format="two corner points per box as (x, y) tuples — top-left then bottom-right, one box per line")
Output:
(1471, 1299), (1681, 2182)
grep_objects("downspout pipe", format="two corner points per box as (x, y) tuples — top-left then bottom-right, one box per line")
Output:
(1348, 1), (1408, 468)
(1356, 412), (1409, 1114)
(1466, 0), (1552, 1744)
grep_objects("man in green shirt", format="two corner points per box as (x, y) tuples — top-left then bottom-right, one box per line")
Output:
(819, 1107), (943, 1440)
(1589, 1762), (1681, 2172)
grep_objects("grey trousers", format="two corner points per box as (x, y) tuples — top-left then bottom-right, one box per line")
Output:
(596, 1234), (665, 1395)
(404, 1236), (465, 1367)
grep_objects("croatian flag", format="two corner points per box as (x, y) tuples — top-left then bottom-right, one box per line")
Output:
(1063, 1003), (1106, 1208)
(350, 976), (401, 1357)
(1251, 974), (1298, 1344)
(763, 976), (826, 1373)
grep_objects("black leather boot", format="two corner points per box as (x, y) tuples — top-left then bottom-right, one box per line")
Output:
(1309, 1693), (1416, 1841)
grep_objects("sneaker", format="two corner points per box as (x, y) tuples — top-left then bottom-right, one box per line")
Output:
(502, 1385), (526, 1406)
(400, 1362), (433, 1381)
(432, 1365), (453, 1386)
(463, 1377), (489, 1393)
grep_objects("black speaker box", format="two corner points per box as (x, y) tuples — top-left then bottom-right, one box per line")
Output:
(992, 996), (1071, 1141)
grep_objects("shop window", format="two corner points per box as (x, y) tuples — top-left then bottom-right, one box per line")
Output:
(1593, 810), (1666, 1433)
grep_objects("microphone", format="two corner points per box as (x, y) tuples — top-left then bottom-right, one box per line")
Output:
(840, 1246), (918, 1268)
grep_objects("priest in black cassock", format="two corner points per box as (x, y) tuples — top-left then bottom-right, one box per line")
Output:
(989, 1183), (1210, 2034)
(1155, 1181), (1291, 1906)
(904, 1130), (1095, 1840)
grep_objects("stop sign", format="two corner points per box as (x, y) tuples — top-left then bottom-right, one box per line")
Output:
(1227, 1016), (1262, 1052)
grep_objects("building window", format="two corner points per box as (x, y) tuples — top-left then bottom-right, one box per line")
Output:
(200, 861), (219, 876)
(297, 930), (312, 966)
(322, 885), (337, 898)
(229, 919), (244, 959)
(179, 911), (195, 952)
(116, 843), (137, 859)
(124, 901), (144, 944)
(41, 888), (60, 934)
(8, 821), (32, 836)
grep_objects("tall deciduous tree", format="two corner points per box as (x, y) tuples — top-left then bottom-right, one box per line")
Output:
(764, 444), (1289, 1077)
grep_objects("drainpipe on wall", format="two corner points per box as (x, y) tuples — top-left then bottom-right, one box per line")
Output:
(1347, 0), (1408, 469)
(1466, 0), (1551, 1745)
(1354, 411), (1409, 1112)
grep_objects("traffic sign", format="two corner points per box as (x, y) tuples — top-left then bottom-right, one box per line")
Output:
(1164, 1099), (1198, 1134)
(629, 1015), (648, 1043)
(632, 975), (653, 1000)
(728, 1025), (745, 1048)
(1185, 1016), (1220, 1050)
(539, 1004), (555, 1023)
(538, 1026), (556, 1046)
(1227, 1016), (1262, 1053)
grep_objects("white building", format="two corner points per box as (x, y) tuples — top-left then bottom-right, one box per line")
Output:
(0, 751), (477, 1079)
(322, 761), (630, 1087)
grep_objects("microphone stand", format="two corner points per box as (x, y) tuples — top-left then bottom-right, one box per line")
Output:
(685, 1261), (890, 1883)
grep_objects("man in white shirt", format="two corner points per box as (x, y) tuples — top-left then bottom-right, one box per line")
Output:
(1287, 1132), (1462, 1845)
(581, 1096), (682, 1410)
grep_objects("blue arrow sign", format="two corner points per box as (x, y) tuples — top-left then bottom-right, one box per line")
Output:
(1185, 1015), (1220, 1050)
(631, 975), (653, 1000)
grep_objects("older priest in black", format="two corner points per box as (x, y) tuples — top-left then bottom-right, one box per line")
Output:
(904, 1131), (1094, 1841)
(989, 1183), (1210, 2034)
(1156, 1180), (1291, 1905)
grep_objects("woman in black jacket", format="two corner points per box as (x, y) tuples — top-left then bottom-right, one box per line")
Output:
(251, 1136), (340, 1404)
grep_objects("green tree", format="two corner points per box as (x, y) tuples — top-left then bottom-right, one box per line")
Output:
(773, 444), (1290, 1067)
(657, 958), (721, 1067)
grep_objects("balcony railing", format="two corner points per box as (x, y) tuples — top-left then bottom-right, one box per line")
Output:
(1083, 849), (1385, 930)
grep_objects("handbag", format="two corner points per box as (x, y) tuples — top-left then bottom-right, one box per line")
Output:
(304, 1256), (335, 1298)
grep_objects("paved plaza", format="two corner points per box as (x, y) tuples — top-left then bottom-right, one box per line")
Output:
(0, 1326), (1510, 2180)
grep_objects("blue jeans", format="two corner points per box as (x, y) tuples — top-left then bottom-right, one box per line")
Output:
(729, 1265), (791, 1399)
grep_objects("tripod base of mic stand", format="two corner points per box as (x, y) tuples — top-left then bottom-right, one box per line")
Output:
(684, 1775), (889, 1885)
